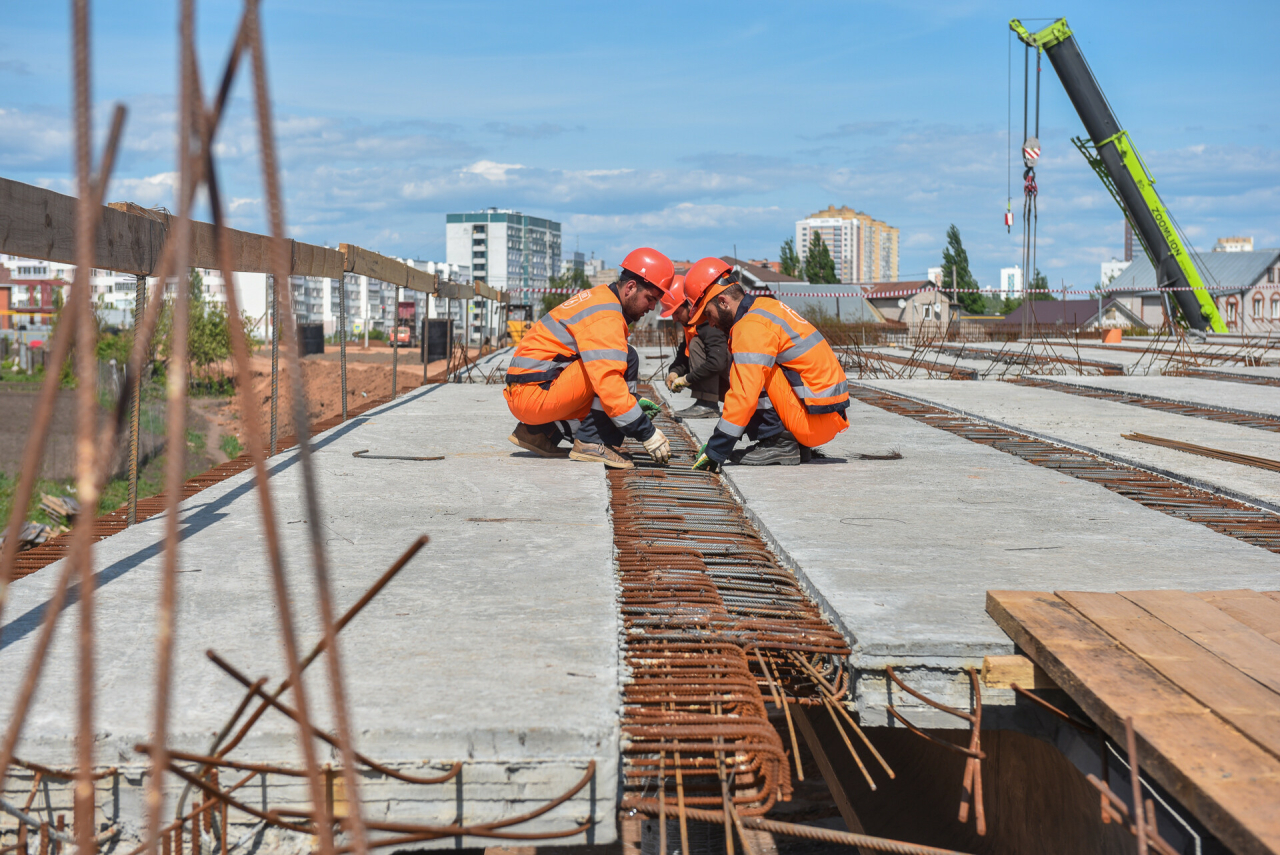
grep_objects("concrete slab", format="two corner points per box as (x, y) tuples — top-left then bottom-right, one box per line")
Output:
(0, 384), (619, 845)
(656, 382), (1280, 727)
(860, 379), (1280, 510)
(1048, 375), (1280, 418)
(1182, 364), (1280, 381)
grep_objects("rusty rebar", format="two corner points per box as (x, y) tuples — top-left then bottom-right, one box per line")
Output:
(245, 6), (365, 849)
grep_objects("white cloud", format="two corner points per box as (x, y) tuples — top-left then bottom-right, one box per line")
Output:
(462, 160), (525, 182)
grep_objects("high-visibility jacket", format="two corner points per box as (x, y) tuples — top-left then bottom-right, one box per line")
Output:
(505, 284), (651, 437)
(710, 295), (848, 453)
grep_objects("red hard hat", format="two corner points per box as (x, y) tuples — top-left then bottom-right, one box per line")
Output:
(685, 256), (734, 325)
(659, 275), (687, 319)
(620, 247), (675, 294)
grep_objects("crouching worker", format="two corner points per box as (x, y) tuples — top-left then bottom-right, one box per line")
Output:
(504, 247), (675, 470)
(683, 258), (850, 470)
(664, 265), (731, 419)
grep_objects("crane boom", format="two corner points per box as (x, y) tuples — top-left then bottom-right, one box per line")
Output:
(1010, 18), (1227, 333)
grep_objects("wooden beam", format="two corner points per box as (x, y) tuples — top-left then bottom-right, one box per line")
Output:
(340, 243), (407, 286)
(404, 266), (437, 294)
(980, 654), (1055, 690)
(438, 281), (474, 300)
(1, 176), (345, 278)
(987, 590), (1280, 855)
(1194, 589), (1280, 645)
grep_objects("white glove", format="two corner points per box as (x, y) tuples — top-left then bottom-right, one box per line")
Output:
(665, 371), (679, 390)
(670, 376), (689, 392)
(643, 428), (671, 465)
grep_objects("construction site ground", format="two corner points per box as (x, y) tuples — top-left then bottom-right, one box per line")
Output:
(6, 344), (1280, 853)
(0, 382), (617, 845)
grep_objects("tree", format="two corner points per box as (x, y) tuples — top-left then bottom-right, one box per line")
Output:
(541, 267), (590, 315)
(1025, 267), (1054, 300)
(779, 238), (801, 278)
(1001, 268), (1054, 314)
(939, 224), (984, 314)
(803, 233), (839, 285)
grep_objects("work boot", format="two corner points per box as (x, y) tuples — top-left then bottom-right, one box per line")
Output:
(731, 433), (801, 466)
(569, 439), (635, 469)
(799, 445), (831, 463)
(509, 423), (569, 458)
(676, 401), (719, 419)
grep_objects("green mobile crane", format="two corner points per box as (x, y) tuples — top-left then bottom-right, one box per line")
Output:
(1010, 18), (1227, 333)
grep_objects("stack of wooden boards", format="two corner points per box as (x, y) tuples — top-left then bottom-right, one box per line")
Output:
(988, 589), (1280, 855)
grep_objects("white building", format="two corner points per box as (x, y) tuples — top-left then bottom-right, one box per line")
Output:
(1214, 236), (1253, 253)
(999, 266), (1024, 297)
(795, 216), (858, 283)
(927, 267), (943, 287)
(446, 209), (561, 316)
(1100, 258), (1130, 286)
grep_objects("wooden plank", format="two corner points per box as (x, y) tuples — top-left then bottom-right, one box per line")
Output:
(1061, 591), (1280, 761)
(1195, 589), (1280, 645)
(340, 243), (407, 286)
(980, 654), (1056, 689)
(1125, 590), (1280, 696)
(791, 705), (868, 842)
(987, 590), (1280, 855)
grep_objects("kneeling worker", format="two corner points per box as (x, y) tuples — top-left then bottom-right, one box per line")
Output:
(664, 266), (731, 419)
(683, 257), (849, 469)
(504, 248), (675, 469)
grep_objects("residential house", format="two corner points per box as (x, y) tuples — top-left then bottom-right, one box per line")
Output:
(1002, 298), (1148, 331)
(721, 257), (880, 323)
(861, 281), (949, 335)
(1105, 249), (1280, 332)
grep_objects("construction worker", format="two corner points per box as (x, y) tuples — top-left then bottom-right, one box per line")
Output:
(664, 269), (731, 419)
(504, 247), (675, 469)
(683, 257), (849, 469)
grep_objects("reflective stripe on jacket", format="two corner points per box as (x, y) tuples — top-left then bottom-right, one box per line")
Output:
(714, 295), (848, 440)
(505, 285), (648, 431)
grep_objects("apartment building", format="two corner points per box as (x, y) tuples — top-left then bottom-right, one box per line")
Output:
(796, 205), (899, 283)
(446, 208), (561, 306)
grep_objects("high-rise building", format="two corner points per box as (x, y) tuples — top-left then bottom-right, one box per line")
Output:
(446, 209), (561, 311)
(999, 266), (1024, 296)
(795, 215), (857, 283)
(796, 205), (899, 283)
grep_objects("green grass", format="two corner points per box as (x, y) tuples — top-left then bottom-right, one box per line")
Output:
(0, 472), (77, 528)
(219, 433), (243, 458)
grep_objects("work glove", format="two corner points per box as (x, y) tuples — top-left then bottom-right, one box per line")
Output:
(643, 428), (671, 465)
(691, 443), (720, 472)
(665, 371), (679, 390)
(638, 397), (661, 417)
(670, 376), (689, 392)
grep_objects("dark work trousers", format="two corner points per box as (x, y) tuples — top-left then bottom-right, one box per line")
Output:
(743, 391), (785, 442)
(571, 344), (640, 448)
(688, 335), (732, 405)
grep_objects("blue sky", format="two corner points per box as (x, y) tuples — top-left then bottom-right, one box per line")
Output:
(2, 0), (1277, 291)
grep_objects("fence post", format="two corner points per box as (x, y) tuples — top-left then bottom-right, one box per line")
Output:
(391, 284), (400, 399)
(127, 273), (145, 526)
(269, 274), (278, 455)
(338, 274), (348, 421)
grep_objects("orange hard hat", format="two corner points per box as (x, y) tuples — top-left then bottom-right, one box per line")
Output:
(659, 275), (687, 319)
(620, 247), (676, 294)
(685, 256), (735, 325)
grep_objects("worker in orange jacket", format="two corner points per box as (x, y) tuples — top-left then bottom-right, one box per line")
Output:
(683, 257), (849, 469)
(504, 248), (676, 469)
(664, 274), (731, 419)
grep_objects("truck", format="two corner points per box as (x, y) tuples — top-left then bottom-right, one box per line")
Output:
(392, 300), (416, 348)
(1010, 18), (1227, 333)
